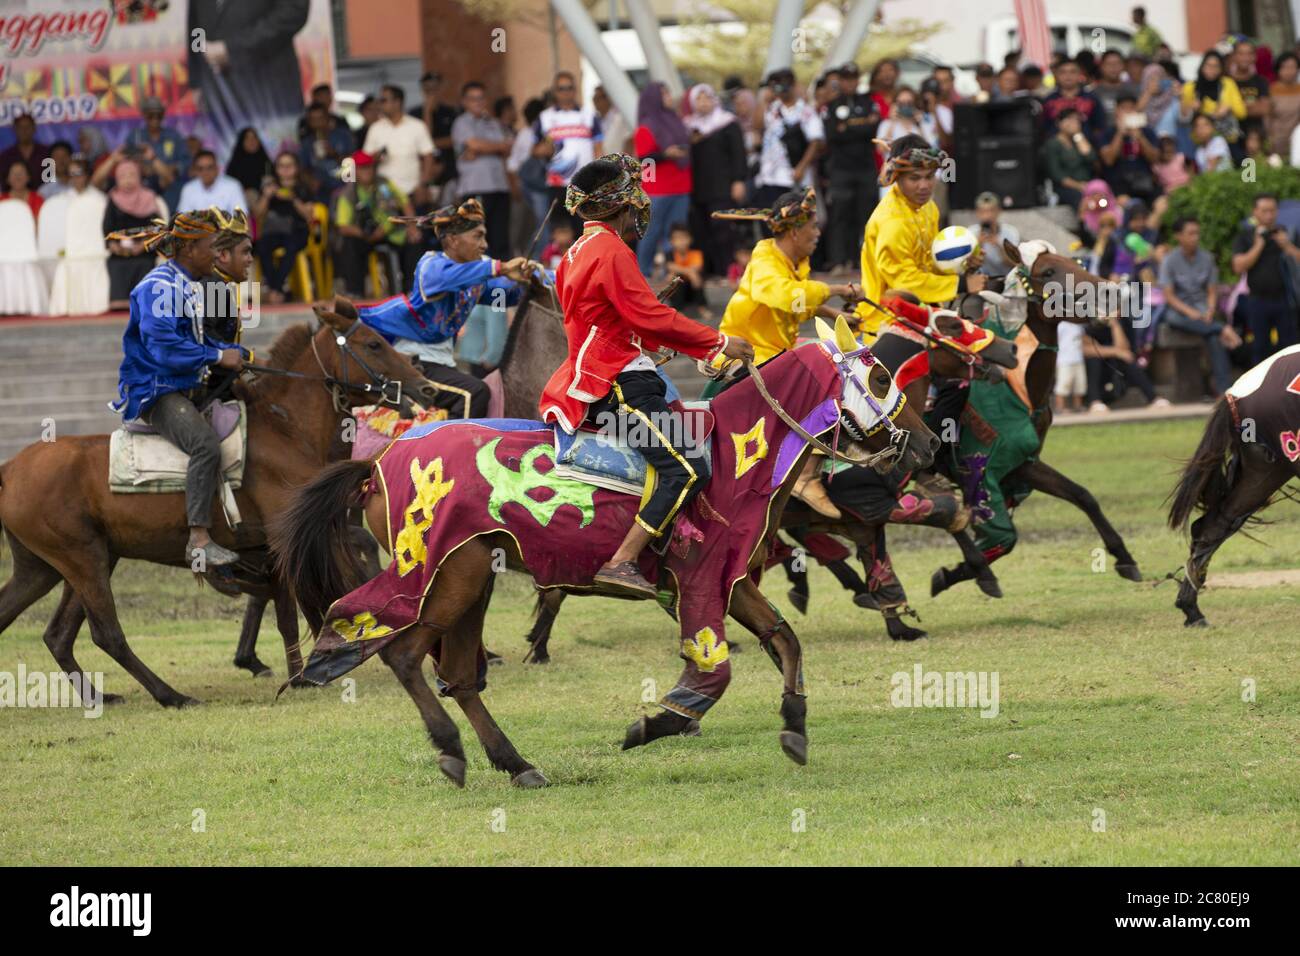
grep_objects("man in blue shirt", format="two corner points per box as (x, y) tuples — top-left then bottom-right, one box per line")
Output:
(358, 198), (544, 417)
(111, 210), (246, 566)
(125, 97), (192, 214)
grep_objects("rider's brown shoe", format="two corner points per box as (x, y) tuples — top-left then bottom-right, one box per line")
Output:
(592, 561), (657, 600)
(793, 475), (842, 519)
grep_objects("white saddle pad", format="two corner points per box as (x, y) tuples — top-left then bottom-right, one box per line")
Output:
(109, 401), (247, 493)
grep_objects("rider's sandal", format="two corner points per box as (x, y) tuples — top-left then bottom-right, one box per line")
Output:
(192, 540), (240, 568)
(793, 475), (842, 519)
(592, 561), (657, 600)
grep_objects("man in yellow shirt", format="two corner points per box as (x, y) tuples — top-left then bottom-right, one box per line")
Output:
(857, 134), (985, 340)
(711, 187), (861, 516)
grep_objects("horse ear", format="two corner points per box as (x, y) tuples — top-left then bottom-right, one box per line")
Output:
(834, 313), (860, 353)
(313, 304), (347, 332)
(814, 316), (836, 344)
(331, 295), (359, 321)
(1003, 238), (1022, 265)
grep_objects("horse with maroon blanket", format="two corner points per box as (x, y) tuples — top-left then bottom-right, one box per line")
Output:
(272, 319), (938, 788)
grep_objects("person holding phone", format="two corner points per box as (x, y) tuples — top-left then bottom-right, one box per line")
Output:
(1098, 94), (1160, 204)
(1232, 193), (1300, 365)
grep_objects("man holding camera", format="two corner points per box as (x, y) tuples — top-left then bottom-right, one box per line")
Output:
(754, 68), (824, 208)
(973, 192), (1020, 280)
(1098, 95), (1160, 205)
(1232, 193), (1300, 366)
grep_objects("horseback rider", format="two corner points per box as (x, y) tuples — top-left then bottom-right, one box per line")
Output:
(357, 197), (543, 418)
(856, 134), (986, 341)
(710, 186), (863, 518)
(111, 209), (247, 567)
(540, 154), (754, 599)
(202, 208), (254, 396)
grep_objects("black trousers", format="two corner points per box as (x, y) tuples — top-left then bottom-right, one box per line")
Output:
(255, 231), (308, 294)
(414, 359), (490, 419)
(336, 236), (421, 297)
(586, 370), (709, 536)
(828, 172), (877, 268)
(464, 190), (511, 260)
(144, 390), (222, 529)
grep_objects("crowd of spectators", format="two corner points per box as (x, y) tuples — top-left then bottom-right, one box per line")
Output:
(2, 6), (1300, 401)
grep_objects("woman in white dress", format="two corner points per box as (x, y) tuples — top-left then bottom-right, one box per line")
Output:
(49, 158), (110, 315)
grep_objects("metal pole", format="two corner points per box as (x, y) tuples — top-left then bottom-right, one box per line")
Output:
(764, 0), (806, 77)
(549, 0), (641, 123)
(822, 0), (881, 72)
(624, 0), (684, 99)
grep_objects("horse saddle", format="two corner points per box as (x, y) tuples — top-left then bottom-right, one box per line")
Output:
(552, 401), (715, 497)
(109, 400), (248, 525)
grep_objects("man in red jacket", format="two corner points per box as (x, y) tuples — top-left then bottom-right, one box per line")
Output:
(541, 154), (755, 598)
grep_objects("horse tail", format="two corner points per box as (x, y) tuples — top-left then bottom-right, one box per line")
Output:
(1168, 399), (1236, 532)
(270, 459), (373, 626)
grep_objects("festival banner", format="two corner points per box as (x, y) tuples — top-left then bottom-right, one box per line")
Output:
(0, 0), (334, 162)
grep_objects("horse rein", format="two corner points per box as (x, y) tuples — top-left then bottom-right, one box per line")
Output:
(240, 318), (404, 412)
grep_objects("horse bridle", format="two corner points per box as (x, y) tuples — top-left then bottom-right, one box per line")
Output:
(242, 318), (405, 412)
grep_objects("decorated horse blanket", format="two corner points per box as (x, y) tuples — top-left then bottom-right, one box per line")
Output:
(1226, 343), (1300, 477)
(301, 346), (845, 718)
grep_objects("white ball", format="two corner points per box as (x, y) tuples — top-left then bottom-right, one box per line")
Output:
(931, 225), (976, 275)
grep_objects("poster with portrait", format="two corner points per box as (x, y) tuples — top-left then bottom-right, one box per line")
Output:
(0, 0), (334, 162)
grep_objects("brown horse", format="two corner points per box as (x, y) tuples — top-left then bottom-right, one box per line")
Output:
(272, 331), (940, 787)
(930, 240), (1143, 594)
(0, 301), (438, 707)
(1168, 347), (1300, 626)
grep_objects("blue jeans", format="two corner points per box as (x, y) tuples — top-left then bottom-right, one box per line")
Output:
(1237, 295), (1299, 367)
(458, 303), (507, 369)
(1159, 307), (1233, 395)
(636, 192), (690, 277)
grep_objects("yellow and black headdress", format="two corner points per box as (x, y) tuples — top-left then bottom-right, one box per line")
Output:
(711, 186), (817, 233)
(393, 197), (485, 238)
(211, 207), (251, 251)
(106, 209), (221, 257)
(876, 137), (948, 187)
(564, 153), (650, 237)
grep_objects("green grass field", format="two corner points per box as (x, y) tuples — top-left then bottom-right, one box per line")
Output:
(1, 417), (1297, 865)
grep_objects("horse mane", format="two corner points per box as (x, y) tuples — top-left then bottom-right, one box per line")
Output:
(233, 322), (317, 407)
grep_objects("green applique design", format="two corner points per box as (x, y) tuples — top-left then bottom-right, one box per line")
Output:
(476, 438), (596, 528)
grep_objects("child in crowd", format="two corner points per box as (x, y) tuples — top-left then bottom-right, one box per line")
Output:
(665, 221), (709, 315)
(727, 246), (751, 287)
(1153, 135), (1191, 193)
(1055, 321), (1087, 414)
(540, 221), (576, 271)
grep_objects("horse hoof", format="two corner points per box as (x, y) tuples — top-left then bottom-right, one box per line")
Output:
(853, 591), (879, 610)
(889, 624), (928, 642)
(779, 730), (808, 766)
(681, 719), (702, 737)
(162, 695), (201, 709)
(621, 716), (648, 751)
(1117, 563), (1142, 582)
(526, 653), (550, 665)
(511, 768), (549, 789)
(439, 755), (467, 788)
(485, 649), (505, 667)
(976, 576), (1003, 599)
(930, 569), (949, 598)
(1185, 616), (1209, 629)
(787, 589), (808, 615)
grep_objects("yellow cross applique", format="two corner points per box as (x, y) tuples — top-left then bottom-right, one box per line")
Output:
(329, 611), (393, 644)
(731, 417), (769, 479)
(393, 456), (456, 577)
(681, 627), (729, 673)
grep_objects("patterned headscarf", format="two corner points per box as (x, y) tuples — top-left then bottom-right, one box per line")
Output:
(710, 186), (817, 233)
(393, 197), (486, 237)
(564, 153), (651, 237)
(212, 207), (251, 251)
(106, 209), (221, 257)
(876, 138), (948, 186)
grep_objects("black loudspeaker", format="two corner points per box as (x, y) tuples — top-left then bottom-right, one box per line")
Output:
(951, 100), (1038, 208)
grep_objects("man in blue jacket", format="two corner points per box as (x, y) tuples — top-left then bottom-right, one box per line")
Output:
(111, 210), (247, 566)
(358, 198), (544, 417)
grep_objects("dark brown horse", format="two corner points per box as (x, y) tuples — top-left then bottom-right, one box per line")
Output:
(0, 302), (437, 707)
(272, 331), (940, 787)
(1168, 346), (1300, 626)
(929, 240), (1143, 594)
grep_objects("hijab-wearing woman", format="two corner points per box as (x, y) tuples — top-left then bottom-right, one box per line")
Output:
(77, 126), (110, 175)
(1268, 52), (1300, 156)
(633, 80), (693, 277)
(226, 126), (273, 205)
(1138, 62), (1180, 139)
(1180, 51), (1247, 144)
(101, 158), (164, 306)
(684, 84), (747, 276)
(728, 87), (761, 177)
(1078, 179), (1123, 245)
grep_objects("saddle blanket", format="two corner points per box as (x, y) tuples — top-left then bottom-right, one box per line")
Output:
(109, 400), (247, 494)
